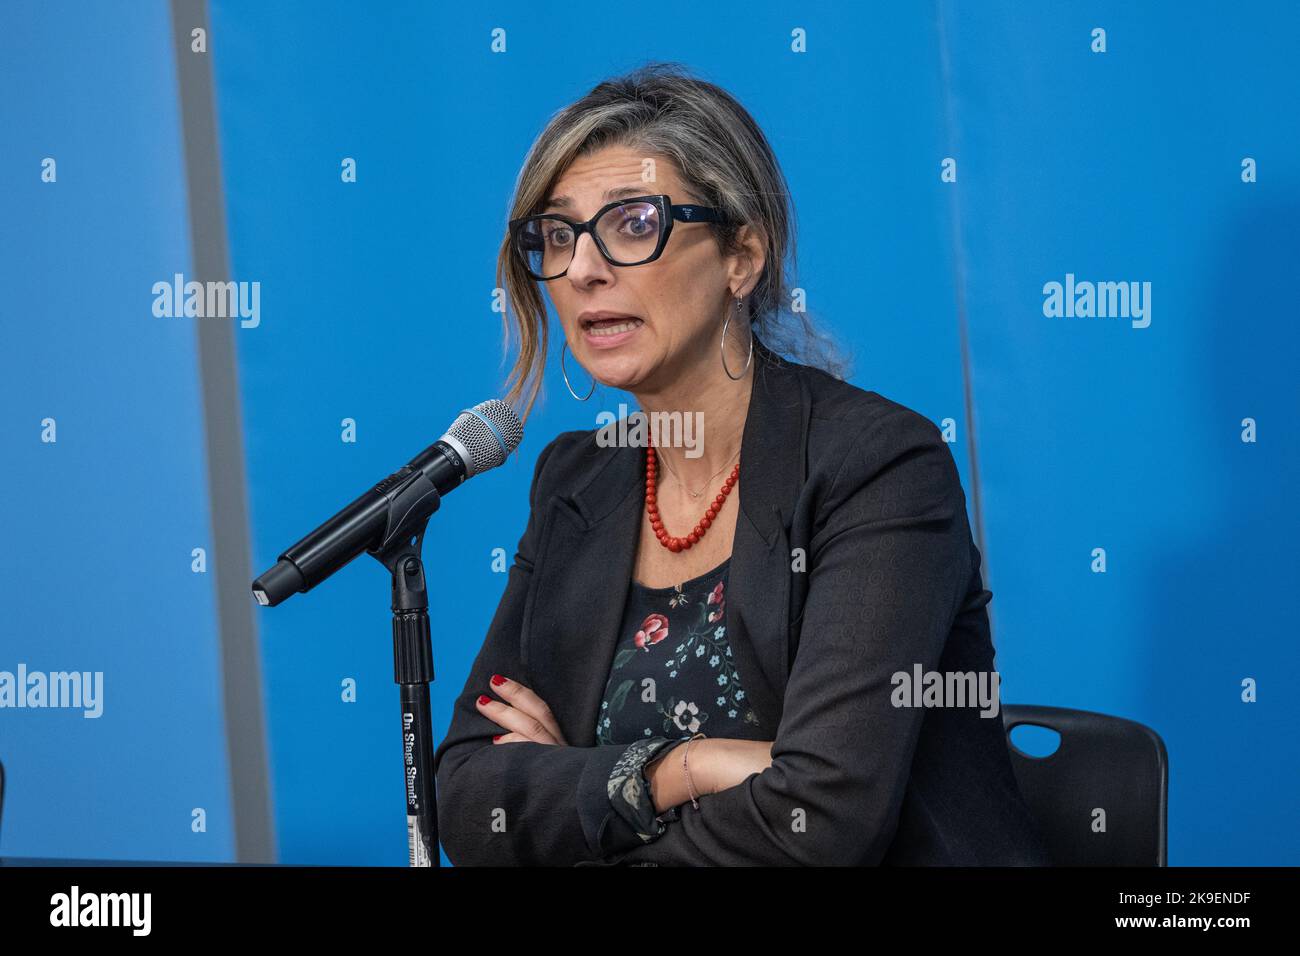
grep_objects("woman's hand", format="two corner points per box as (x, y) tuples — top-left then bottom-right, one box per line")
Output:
(477, 674), (569, 746)
(645, 737), (774, 813)
(705, 738), (775, 792)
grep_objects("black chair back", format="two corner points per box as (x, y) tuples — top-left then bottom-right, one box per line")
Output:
(1002, 704), (1168, 865)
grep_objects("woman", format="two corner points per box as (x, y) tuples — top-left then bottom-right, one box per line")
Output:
(433, 63), (1049, 866)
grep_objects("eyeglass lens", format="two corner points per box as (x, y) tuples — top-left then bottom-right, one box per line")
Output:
(516, 200), (661, 278)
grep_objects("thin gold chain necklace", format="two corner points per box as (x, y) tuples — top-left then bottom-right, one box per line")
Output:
(654, 443), (742, 499)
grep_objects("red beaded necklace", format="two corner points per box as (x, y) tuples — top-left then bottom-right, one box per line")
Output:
(644, 444), (739, 552)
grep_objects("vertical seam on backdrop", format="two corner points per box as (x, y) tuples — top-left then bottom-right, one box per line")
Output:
(169, 0), (275, 863)
(934, 0), (995, 644)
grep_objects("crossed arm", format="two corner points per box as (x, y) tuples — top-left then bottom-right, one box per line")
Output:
(434, 410), (971, 865)
(477, 674), (775, 812)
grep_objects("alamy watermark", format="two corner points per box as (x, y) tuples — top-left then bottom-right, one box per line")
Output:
(152, 272), (260, 328)
(891, 665), (1001, 718)
(1043, 272), (1151, 328)
(0, 663), (103, 718)
(595, 403), (704, 457)
(50, 885), (150, 935)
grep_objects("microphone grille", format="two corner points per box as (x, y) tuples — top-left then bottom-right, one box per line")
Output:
(446, 399), (524, 475)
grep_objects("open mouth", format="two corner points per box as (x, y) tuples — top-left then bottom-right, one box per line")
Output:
(582, 316), (644, 336)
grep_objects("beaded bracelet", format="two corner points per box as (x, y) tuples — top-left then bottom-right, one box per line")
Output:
(683, 732), (707, 809)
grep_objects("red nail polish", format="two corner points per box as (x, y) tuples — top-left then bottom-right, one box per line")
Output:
(491, 674), (507, 686)
(477, 694), (491, 705)
(493, 734), (502, 742)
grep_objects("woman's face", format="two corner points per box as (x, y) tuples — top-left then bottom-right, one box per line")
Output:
(539, 145), (758, 394)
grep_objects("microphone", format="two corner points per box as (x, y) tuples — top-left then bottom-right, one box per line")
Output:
(251, 399), (523, 607)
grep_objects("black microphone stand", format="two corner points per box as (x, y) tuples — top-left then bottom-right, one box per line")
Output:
(364, 464), (445, 867)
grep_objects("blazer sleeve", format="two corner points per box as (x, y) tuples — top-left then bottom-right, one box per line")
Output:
(595, 408), (976, 865)
(433, 432), (671, 865)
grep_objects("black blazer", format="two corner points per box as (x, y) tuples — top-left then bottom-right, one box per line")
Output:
(434, 334), (1050, 866)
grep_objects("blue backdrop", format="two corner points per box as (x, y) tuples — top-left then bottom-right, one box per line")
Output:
(1, 0), (1295, 866)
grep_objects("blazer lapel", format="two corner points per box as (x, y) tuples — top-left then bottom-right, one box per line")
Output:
(522, 444), (643, 746)
(523, 333), (809, 743)
(725, 335), (809, 731)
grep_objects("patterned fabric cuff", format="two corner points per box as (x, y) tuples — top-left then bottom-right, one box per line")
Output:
(607, 736), (693, 843)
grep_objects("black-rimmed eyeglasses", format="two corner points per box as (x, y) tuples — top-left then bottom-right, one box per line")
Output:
(508, 194), (728, 281)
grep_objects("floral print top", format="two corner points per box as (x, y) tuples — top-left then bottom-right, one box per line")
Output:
(596, 555), (766, 846)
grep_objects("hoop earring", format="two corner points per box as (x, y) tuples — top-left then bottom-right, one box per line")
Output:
(721, 296), (754, 381)
(560, 341), (595, 401)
